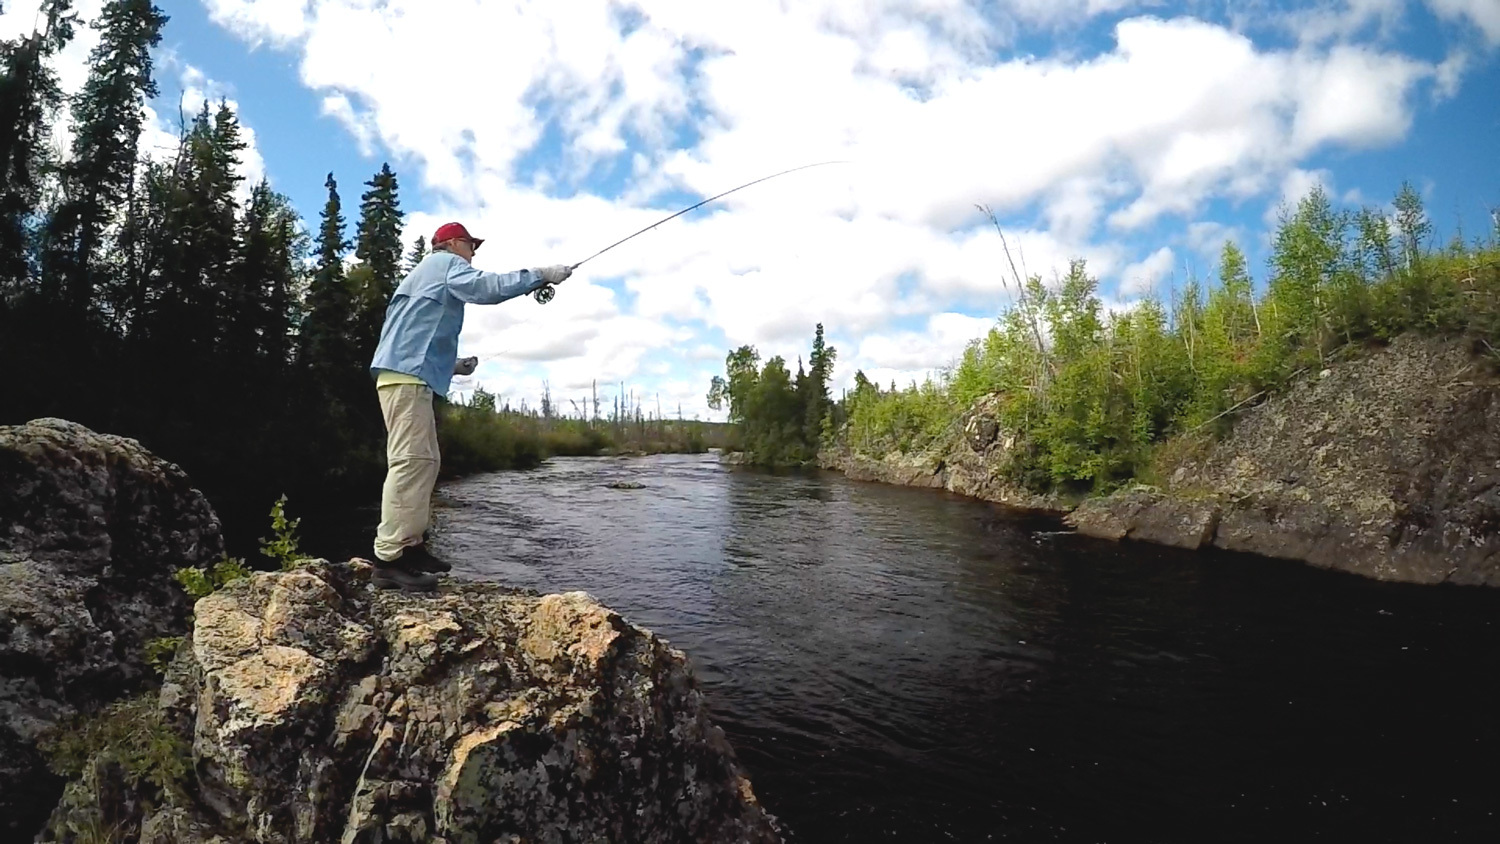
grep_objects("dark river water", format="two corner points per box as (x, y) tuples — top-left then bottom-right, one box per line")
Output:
(320, 453), (1500, 842)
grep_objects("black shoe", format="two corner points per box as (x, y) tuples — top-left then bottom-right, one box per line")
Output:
(399, 543), (452, 574)
(372, 560), (439, 592)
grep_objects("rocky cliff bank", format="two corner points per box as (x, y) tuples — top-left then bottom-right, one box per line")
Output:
(1, 419), (221, 837)
(1069, 334), (1500, 585)
(823, 334), (1500, 586)
(40, 561), (781, 843)
(2, 420), (779, 842)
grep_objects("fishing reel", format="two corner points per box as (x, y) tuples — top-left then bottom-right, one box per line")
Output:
(533, 284), (556, 304)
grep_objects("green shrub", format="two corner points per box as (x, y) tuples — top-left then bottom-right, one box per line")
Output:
(41, 694), (190, 798)
(172, 553), (250, 601)
(436, 403), (546, 476)
(143, 637), (184, 676)
(830, 182), (1500, 497)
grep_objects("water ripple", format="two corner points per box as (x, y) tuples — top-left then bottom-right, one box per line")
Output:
(435, 454), (1500, 843)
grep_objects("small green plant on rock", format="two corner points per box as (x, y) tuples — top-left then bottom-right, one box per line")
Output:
(143, 636), (184, 676)
(259, 493), (305, 570)
(172, 552), (251, 600)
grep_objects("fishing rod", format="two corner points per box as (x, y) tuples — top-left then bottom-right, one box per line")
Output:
(531, 160), (847, 303)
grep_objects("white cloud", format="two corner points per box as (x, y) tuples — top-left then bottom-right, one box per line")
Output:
(1434, 50), (1470, 99)
(854, 312), (998, 374)
(201, 0), (310, 45)
(1283, 0), (1406, 45)
(188, 0), (1483, 415)
(1120, 246), (1176, 297)
(1184, 220), (1244, 264)
(1289, 45), (1426, 153)
(1122, 245), (1176, 298)
(1426, 0), (1500, 45)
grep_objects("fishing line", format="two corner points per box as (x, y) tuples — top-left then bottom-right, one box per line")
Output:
(530, 160), (849, 304)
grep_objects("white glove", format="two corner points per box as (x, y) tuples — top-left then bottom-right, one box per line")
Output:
(454, 356), (478, 376)
(537, 264), (573, 285)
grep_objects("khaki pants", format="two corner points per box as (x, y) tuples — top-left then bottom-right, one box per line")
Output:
(374, 383), (440, 562)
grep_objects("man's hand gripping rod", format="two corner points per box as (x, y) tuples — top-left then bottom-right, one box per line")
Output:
(531, 160), (847, 304)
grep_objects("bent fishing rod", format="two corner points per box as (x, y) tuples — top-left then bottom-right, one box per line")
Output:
(530, 160), (847, 304)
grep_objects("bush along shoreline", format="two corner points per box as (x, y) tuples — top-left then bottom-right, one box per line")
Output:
(437, 385), (735, 478)
(833, 184), (1499, 494)
(709, 185), (1500, 583)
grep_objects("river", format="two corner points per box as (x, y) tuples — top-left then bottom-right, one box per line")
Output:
(345, 453), (1500, 842)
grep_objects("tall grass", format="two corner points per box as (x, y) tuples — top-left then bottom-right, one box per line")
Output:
(434, 390), (733, 477)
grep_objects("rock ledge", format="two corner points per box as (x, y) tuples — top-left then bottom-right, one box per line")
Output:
(42, 560), (782, 844)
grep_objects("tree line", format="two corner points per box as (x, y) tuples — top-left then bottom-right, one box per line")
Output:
(834, 185), (1500, 494)
(0, 0), (415, 548)
(0, 0), (693, 551)
(706, 323), (837, 465)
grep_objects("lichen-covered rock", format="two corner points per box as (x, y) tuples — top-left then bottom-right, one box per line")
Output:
(1069, 336), (1500, 584)
(43, 561), (782, 843)
(1, 418), (221, 837)
(1067, 489), (1219, 550)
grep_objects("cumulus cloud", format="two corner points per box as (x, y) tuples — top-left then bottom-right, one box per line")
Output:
(0, 2), (269, 200)
(1120, 246), (1176, 297)
(202, 0), (310, 45)
(1426, 0), (1500, 45)
(1282, 0), (1406, 45)
(186, 0), (1483, 418)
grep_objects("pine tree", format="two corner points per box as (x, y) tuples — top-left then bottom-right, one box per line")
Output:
(40, 0), (166, 318)
(404, 234), (427, 273)
(805, 323), (836, 446)
(300, 172), (352, 371)
(352, 162), (402, 360)
(235, 180), (302, 373)
(0, 0), (75, 291)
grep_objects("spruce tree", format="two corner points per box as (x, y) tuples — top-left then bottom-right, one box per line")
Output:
(404, 234), (427, 272)
(352, 162), (402, 360)
(0, 0), (74, 291)
(233, 180), (302, 374)
(806, 322), (836, 446)
(1216, 241), (1255, 342)
(40, 0), (166, 318)
(300, 172), (352, 372)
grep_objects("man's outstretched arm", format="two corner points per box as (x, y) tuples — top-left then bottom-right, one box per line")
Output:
(445, 261), (546, 305)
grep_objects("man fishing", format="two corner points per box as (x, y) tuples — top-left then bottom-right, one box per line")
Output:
(368, 221), (572, 591)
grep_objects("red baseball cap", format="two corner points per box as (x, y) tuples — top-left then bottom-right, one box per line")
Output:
(433, 221), (484, 248)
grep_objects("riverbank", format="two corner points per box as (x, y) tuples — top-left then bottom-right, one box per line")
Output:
(1, 420), (779, 842)
(818, 333), (1500, 586)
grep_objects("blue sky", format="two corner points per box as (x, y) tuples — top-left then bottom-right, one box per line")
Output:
(5, 0), (1497, 418)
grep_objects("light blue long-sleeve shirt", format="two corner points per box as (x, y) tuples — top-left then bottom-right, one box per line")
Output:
(369, 251), (547, 395)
